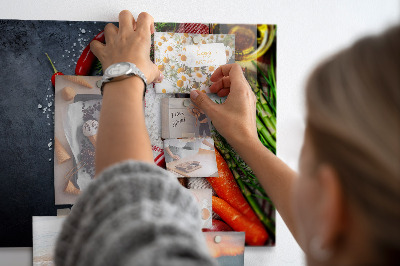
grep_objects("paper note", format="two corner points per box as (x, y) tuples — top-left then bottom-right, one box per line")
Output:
(161, 98), (211, 139)
(185, 43), (227, 67)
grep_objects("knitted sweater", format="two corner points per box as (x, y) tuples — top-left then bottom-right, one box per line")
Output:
(54, 160), (217, 266)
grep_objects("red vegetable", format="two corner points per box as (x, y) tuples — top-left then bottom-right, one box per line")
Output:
(75, 31), (105, 75)
(45, 53), (64, 86)
(202, 219), (233, 232)
(212, 196), (268, 246)
(207, 150), (265, 229)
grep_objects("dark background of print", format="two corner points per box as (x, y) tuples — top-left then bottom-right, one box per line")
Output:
(0, 19), (112, 247)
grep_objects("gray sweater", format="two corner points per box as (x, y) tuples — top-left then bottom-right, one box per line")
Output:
(55, 160), (217, 266)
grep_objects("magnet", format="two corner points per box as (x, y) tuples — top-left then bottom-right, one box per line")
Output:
(214, 235), (221, 244)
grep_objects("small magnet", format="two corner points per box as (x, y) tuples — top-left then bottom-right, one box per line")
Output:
(96, 80), (102, 88)
(214, 235), (222, 244)
(183, 99), (191, 107)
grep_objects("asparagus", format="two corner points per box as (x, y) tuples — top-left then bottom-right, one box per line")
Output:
(252, 60), (277, 115)
(256, 116), (276, 149)
(256, 102), (276, 137)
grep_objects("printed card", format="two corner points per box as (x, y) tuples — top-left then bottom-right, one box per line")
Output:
(33, 216), (66, 266)
(154, 32), (235, 93)
(203, 232), (245, 266)
(163, 137), (219, 177)
(161, 97), (211, 139)
(190, 189), (212, 229)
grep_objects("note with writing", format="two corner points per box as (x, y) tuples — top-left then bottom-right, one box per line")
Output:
(185, 43), (227, 67)
(161, 98), (211, 139)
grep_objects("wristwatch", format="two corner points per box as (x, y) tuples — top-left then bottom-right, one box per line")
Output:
(99, 62), (148, 96)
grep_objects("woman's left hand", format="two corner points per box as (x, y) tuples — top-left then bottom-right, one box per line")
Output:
(90, 10), (163, 83)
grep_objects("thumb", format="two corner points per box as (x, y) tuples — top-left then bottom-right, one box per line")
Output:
(190, 90), (216, 117)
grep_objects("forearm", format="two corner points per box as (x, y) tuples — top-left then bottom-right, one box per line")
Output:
(95, 77), (153, 175)
(231, 138), (299, 241)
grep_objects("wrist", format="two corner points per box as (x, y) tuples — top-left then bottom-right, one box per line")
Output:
(102, 76), (145, 98)
(230, 133), (262, 153)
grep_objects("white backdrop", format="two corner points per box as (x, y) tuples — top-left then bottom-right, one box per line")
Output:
(0, 1), (398, 265)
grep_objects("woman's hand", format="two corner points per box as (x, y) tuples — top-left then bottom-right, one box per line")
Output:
(190, 64), (258, 149)
(90, 10), (163, 83)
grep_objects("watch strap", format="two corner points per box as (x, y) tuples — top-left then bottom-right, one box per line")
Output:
(100, 62), (148, 97)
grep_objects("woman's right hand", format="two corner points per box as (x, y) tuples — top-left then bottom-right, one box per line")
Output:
(190, 64), (258, 149)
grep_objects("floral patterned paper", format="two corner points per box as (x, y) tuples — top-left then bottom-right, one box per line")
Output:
(154, 32), (235, 93)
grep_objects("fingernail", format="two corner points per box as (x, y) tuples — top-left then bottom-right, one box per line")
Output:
(190, 89), (199, 100)
(155, 72), (164, 83)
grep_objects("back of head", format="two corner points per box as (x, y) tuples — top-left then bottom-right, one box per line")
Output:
(305, 25), (400, 264)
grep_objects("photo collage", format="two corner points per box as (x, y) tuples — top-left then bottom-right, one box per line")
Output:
(0, 19), (277, 266)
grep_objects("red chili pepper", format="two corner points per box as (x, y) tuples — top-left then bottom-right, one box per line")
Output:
(75, 30), (105, 75)
(45, 53), (64, 87)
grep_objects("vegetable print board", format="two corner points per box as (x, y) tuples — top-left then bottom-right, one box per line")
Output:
(0, 19), (276, 249)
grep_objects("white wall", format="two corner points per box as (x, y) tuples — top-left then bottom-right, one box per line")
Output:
(0, 1), (398, 265)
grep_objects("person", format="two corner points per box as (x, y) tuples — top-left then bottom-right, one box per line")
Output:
(187, 106), (211, 137)
(55, 10), (400, 266)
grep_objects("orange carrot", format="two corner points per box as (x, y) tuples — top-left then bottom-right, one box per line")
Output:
(212, 196), (268, 246)
(207, 150), (265, 229)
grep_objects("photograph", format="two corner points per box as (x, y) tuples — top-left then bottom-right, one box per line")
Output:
(54, 75), (102, 205)
(32, 216), (66, 266)
(161, 97), (211, 139)
(203, 232), (245, 266)
(164, 137), (219, 177)
(154, 32), (235, 93)
(190, 189), (213, 229)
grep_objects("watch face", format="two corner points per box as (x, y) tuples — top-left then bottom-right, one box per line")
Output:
(106, 62), (131, 77)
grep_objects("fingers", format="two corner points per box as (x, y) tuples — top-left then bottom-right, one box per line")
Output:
(136, 12), (154, 36)
(209, 76), (231, 93)
(210, 63), (244, 83)
(118, 10), (135, 35)
(104, 23), (118, 44)
(190, 90), (217, 119)
(217, 88), (230, 97)
(90, 40), (105, 59)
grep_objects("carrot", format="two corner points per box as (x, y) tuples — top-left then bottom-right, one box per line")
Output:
(212, 196), (268, 246)
(207, 150), (265, 229)
(63, 76), (93, 88)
